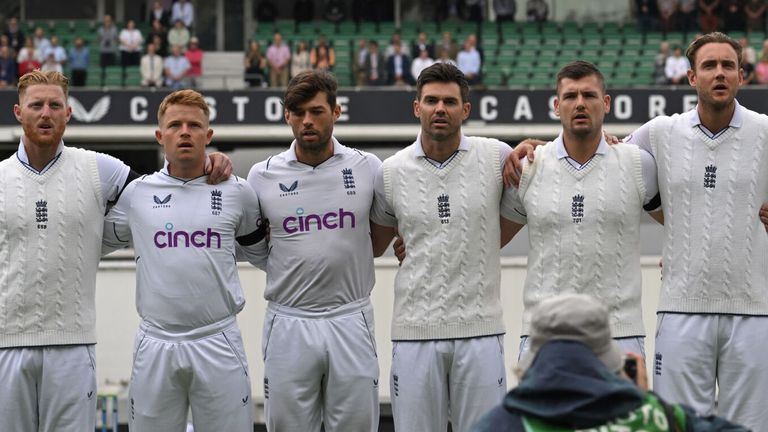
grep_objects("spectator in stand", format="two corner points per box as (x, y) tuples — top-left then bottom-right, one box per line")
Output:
(678, 0), (698, 34)
(4, 17), (24, 54)
(244, 39), (267, 87)
(364, 39), (385, 85)
(42, 36), (67, 70)
(323, 0), (346, 24)
(0, 45), (17, 88)
(698, 0), (721, 32)
(185, 36), (203, 88)
(657, 0), (679, 34)
(168, 19), (190, 52)
(435, 46), (457, 66)
(40, 52), (62, 73)
(68, 37), (89, 87)
(294, 0), (315, 31)
(119, 20), (144, 71)
(457, 34), (482, 85)
(164, 44), (190, 89)
(385, 32), (411, 58)
(140, 41), (164, 87)
(98, 14), (119, 85)
(171, 0), (195, 29)
(653, 41), (671, 84)
(353, 38), (368, 85)
(755, 47), (768, 84)
(664, 45), (689, 84)
(438, 31), (458, 60)
(411, 47), (435, 82)
(149, 0), (171, 29)
(310, 36), (335, 70)
(147, 19), (168, 57)
(740, 36), (757, 64)
(722, 0), (746, 32)
(266, 31), (291, 87)
(745, 0), (766, 32)
(386, 41), (414, 86)
(493, 0), (516, 23)
(16, 38), (41, 77)
(290, 40), (311, 78)
(31, 27), (50, 54)
(255, 0), (278, 23)
(526, 0), (548, 22)
(636, 0), (659, 33)
(412, 31), (435, 59)
(743, 49), (757, 84)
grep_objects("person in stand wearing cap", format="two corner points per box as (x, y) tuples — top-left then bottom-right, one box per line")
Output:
(472, 293), (749, 432)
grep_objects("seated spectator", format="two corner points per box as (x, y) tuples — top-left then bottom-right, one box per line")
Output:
(364, 39), (385, 85)
(385, 32), (411, 58)
(168, 19), (190, 52)
(310, 36), (336, 70)
(664, 45), (689, 84)
(657, 0), (679, 34)
(120, 19), (144, 69)
(353, 38), (368, 86)
(755, 51), (768, 84)
(244, 40), (267, 87)
(456, 35), (482, 85)
(164, 44), (191, 89)
(171, 0), (195, 29)
(526, 0), (548, 22)
(386, 41), (414, 86)
(472, 294), (750, 432)
(435, 46), (457, 67)
(255, 0), (278, 22)
(437, 31), (458, 60)
(185, 36), (203, 88)
(743, 53), (757, 84)
(0, 45), (17, 88)
(745, 0), (766, 33)
(140, 42), (164, 87)
(4, 17), (24, 54)
(635, 0), (659, 34)
(290, 40), (312, 78)
(98, 14), (119, 85)
(41, 35), (67, 68)
(31, 27), (50, 54)
(68, 37), (90, 87)
(493, 0), (516, 22)
(147, 19), (168, 57)
(411, 47), (435, 82)
(323, 0), (346, 23)
(678, 0), (697, 34)
(16, 38), (41, 77)
(653, 41), (671, 84)
(722, 0), (745, 32)
(740, 36), (757, 65)
(412, 31), (435, 59)
(40, 52), (62, 73)
(267, 31), (291, 87)
(698, 0), (720, 33)
(148, 0), (171, 29)
(152, 34), (168, 58)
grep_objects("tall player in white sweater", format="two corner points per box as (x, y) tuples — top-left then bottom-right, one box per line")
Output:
(103, 90), (265, 431)
(246, 70), (383, 431)
(370, 63), (521, 432)
(502, 61), (660, 359)
(623, 33), (768, 430)
(0, 71), (232, 432)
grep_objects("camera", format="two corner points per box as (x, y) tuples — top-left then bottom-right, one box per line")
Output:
(623, 357), (638, 383)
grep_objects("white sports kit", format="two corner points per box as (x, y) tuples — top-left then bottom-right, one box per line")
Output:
(247, 138), (382, 432)
(104, 169), (265, 431)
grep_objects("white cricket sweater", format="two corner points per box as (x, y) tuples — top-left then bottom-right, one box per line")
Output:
(0, 147), (103, 347)
(382, 137), (505, 340)
(514, 140), (646, 337)
(649, 108), (768, 314)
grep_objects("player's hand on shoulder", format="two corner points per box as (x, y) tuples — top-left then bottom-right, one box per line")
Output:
(205, 152), (233, 184)
(760, 203), (768, 234)
(603, 129), (621, 145)
(393, 236), (405, 265)
(504, 139), (542, 188)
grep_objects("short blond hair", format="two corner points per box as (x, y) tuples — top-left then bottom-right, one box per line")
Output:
(157, 89), (210, 124)
(17, 70), (69, 100)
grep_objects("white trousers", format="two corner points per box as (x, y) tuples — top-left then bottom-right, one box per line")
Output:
(390, 335), (507, 432)
(262, 297), (379, 432)
(0, 344), (97, 432)
(129, 316), (253, 432)
(654, 313), (768, 432)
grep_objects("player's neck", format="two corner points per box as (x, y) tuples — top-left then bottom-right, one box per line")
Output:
(168, 159), (205, 179)
(420, 134), (460, 163)
(22, 136), (58, 171)
(562, 132), (600, 164)
(295, 143), (334, 167)
(697, 102), (735, 135)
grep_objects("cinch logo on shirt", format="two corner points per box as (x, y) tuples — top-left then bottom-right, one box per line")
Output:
(282, 208), (356, 233)
(154, 222), (222, 249)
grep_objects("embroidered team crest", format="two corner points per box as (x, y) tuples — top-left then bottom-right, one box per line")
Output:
(36, 200), (48, 229)
(704, 164), (717, 189)
(279, 181), (299, 196)
(571, 194), (584, 223)
(211, 189), (222, 215)
(437, 194), (451, 224)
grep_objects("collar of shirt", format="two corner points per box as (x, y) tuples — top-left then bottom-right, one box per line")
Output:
(286, 136), (344, 163)
(16, 139), (64, 174)
(554, 131), (608, 160)
(412, 133), (469, 168)
(689, 99), (744, 136)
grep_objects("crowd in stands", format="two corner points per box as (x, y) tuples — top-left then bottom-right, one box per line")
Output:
(636, 0), (768, 35)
